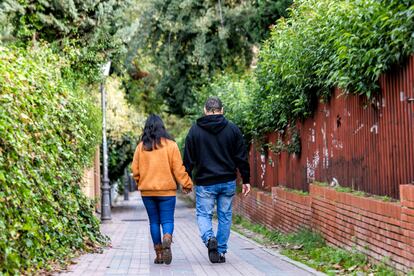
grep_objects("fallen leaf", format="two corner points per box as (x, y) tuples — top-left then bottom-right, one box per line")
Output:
(292, 244), (303, 250)
(348, 265), (358, 271)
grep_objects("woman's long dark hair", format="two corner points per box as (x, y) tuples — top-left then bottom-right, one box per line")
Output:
(141, 114), (174, 151)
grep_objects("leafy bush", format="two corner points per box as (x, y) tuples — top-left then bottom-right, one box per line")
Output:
(195, 72), (257, 139)
(108, 135), (138, 185)
(131, 0), (293, 116)
(250, 0), (414, 137)
(0, 0), (134, 83)
(247, 0), (293, 42)
(161, 114), (193, 153)
(105, 77), (145, 184)
(0, 45), (106, 274)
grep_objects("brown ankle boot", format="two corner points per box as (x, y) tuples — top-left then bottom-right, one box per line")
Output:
(162, 234), (172, 265)
(154, 244), (163, 264)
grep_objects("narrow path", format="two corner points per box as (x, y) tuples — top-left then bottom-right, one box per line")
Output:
(59, 192), (319, 276)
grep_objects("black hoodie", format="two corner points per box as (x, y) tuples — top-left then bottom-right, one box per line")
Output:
(183, 115), (250, 185)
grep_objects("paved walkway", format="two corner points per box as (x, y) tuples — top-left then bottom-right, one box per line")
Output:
(59, 192), (319, 276)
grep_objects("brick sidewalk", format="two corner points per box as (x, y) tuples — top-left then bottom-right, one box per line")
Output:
(58, 192), (320, 276)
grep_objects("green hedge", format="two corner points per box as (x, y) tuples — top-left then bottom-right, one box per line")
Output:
(249, 0), (414, 137)
(196, 73), (256, 138)
(0, 45), (105, 274)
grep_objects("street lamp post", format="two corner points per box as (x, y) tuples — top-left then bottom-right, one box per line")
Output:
(124, 168), (129, 201)
(100, 61), (111, 222)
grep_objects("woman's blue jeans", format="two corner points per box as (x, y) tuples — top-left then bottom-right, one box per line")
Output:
(142, 196), (176, 245)
(195, 180), (236, 254)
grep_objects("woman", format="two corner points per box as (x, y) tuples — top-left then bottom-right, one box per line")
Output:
(131, 114), (193, 265)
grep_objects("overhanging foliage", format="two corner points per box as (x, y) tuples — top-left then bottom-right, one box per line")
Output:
(233, 0), (414, 139)
(252, 0), (414, 135)
(0, 46), (105, 274)
(1, 0), (135, 83)
(129, 0), (292, 115)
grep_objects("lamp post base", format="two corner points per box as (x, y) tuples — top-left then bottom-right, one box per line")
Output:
(101, 179), (111, 221)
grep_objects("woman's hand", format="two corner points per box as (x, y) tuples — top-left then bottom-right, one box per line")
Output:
(182, 187), (192, 194)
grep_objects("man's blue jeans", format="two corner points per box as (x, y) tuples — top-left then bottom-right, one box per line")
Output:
(142, 196), (176, 245)
(195, 180), (236, 254)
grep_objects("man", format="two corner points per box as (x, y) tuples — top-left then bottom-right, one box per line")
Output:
(184, 97), (251, 263)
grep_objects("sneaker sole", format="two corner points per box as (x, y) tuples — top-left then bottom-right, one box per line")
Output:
(162, 239), (172, 265)
(208, 238), (219, 263)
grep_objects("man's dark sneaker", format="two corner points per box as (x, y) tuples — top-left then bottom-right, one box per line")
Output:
(217, 253), (226, 263)
(207, 237), (219, 263)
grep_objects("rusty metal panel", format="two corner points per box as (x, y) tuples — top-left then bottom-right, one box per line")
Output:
(250, 56), (414, 199)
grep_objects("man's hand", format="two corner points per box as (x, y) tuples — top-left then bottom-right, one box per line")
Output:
(182, 187), (192, 194)
(242, 183), (251, 196)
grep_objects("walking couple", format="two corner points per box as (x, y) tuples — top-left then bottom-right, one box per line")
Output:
(131, 97), (251, 265)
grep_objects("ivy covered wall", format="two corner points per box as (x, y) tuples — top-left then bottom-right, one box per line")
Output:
(0, 46), (105, 274)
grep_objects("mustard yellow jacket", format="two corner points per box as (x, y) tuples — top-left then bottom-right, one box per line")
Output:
(131, 139), (193, 196)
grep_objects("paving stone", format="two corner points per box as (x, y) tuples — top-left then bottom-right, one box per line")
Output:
(57, 192), (319, 276)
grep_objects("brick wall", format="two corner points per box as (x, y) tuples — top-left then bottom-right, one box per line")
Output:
(401, 185), (414, 270)
(233, 184), (414, 272)
(234, 189), (311, 233)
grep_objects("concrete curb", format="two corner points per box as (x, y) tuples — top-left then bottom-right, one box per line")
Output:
(230, 229), (326, 276)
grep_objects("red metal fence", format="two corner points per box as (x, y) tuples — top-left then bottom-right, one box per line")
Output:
(250, 56), (414, 199)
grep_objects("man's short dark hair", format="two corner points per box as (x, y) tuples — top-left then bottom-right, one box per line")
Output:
(204, 97), (223, 113)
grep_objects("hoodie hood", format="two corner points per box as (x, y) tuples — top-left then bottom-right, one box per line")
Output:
(197, 114), (228, 134)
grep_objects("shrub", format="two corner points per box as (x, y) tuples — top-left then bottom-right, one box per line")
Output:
(252, 0), (414, 137)
(0, 45), (105, 274)
(105, 77), (145, 184)
(195, 72), (257, 140)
